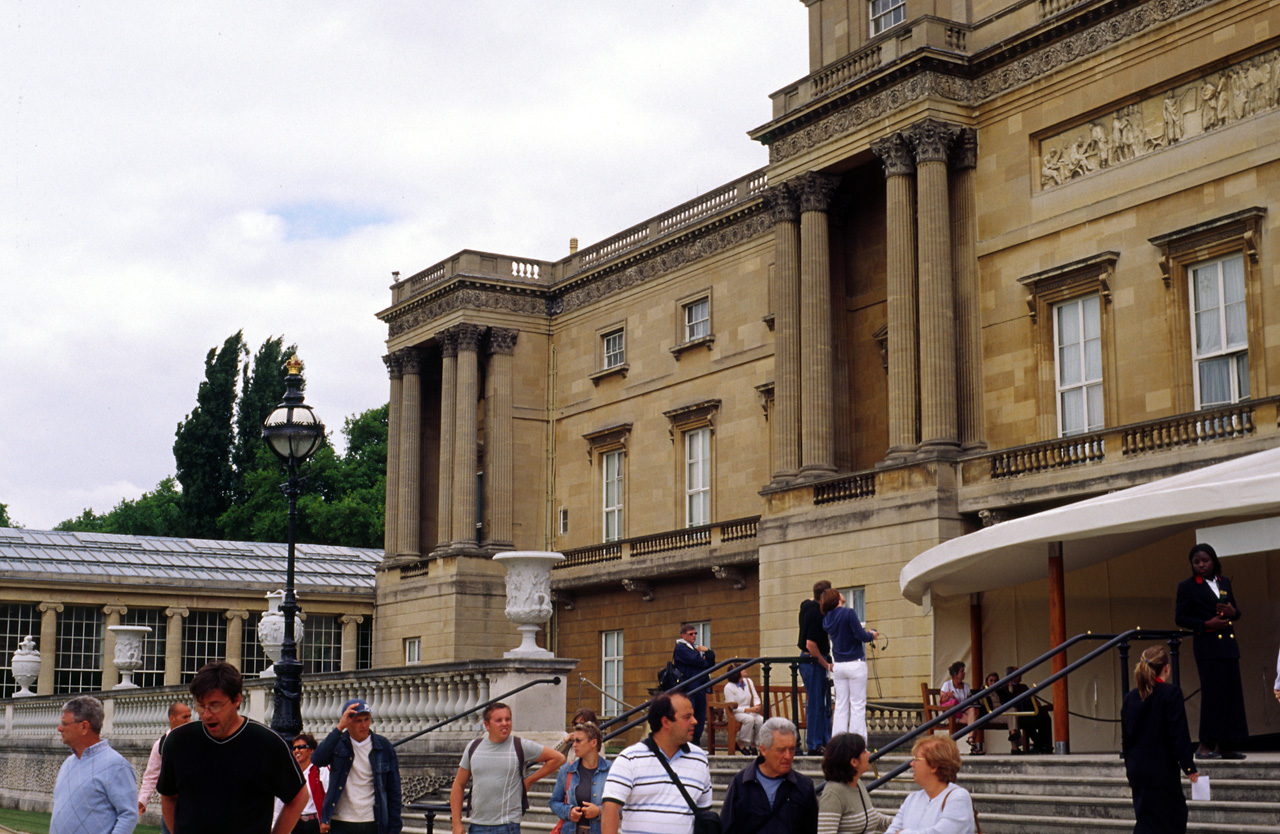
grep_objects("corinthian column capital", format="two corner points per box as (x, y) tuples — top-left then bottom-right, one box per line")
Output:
(795, 172), (841, 213)
(436, 329), (458, 358)
(383, 353), (403, 379)
(452, 323), (485, 353)
(904, 118), (960, 164)
(763, 183), (800, 225)
(951, 127), (978, 170)
(398, 346), (424, 376)
(871, 134), (915, 177)
(488, 327), (518, 355)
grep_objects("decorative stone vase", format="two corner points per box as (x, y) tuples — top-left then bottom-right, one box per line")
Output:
(257, 590), (303, 678)
(107, 625), (152, 689)
(10, 635), (40, 697)
(493, 551), (564, 658)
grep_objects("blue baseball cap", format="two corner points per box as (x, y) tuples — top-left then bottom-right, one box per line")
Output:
(341, 698), (371, 717)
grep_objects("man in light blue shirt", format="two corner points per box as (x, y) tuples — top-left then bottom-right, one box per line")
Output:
(52, 695), (138, 834)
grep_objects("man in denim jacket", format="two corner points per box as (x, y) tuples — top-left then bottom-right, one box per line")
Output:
(313, 698), (402, 834)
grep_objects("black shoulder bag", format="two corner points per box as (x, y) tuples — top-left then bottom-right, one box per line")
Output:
(643, 738), (722, 834)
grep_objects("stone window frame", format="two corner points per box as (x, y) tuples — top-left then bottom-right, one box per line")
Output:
(404, 636), (421, 665)
(870, 0), (906, 36)
(672, 289), (715, 358)
(1018, 252), (1119, 440)
(601, 629), (624, 718)
(584, 423), (632, 543)
(1051, 294), (1105, 437)
(664, 400), (720, 527)
(1149, 207), (1266, 412)
(591, 322), (629, 384)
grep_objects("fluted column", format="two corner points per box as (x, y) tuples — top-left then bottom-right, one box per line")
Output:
(906, 119), (961, 454)
(452, 323), (485, 552)
(797, 172), (841, 477)
(340, 614), (364, 672)
(766, 184), (802, 485)
(484, 327), (518, 553)
(434, 332), (458, 553)
(872, 134), (920, 460)
(163, 607), (188, 686)
(951, 128), (986, 451)
(101, 605), (127, 690)
(396, 348), (423, 559)
(383, 354), (403, 557)
(223, 610), (248, 670)
(37, 602), (62, 695)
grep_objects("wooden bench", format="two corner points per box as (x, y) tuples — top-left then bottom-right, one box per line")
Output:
(706, 687), (741, 755)
(766, 685), (808, 730)
(920, 682), (960, 735)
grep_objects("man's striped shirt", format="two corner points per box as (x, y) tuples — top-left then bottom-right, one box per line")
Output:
(601, 738), (712, 834)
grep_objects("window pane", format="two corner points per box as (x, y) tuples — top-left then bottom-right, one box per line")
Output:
(1082, 295), (1101, 339)
(122, 608), (167, 688)
(1059, 344), (1081, 385)
(1222, 255), (1245, 304)
(1193, 266), (1219, 312)
(1195, 309), (1221, 354)
(1199, 357), (1231, 406)
(0, 604), (40, 698)
(1236, 352), (1250, 400)
(1060, 388), (1084, 435)
(55, 606), (103, 694)
(1086, 383), (1104, 431)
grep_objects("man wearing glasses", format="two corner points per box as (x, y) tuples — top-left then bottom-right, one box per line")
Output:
(51, 695), (137, 834)
(157, 661), (308, 834)
(278, 733), (330, 834)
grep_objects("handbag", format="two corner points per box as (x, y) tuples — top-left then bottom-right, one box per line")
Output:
(644, 738), (721, 834)
(550, 770), (573, 834)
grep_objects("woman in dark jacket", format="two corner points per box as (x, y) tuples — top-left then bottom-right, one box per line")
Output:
(1174, 542), (1248, 759)
(1121, 645), (1198, 834)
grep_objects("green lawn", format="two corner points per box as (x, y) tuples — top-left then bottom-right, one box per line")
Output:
(0, 807), (161, 834)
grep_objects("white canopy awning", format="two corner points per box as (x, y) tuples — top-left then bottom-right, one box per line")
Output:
(900, 445), (1280, 605)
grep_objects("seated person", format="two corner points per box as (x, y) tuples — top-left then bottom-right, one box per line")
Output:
(939, 661), (983, 754)
(1005, 667), (1052, 754)
(722, 668), (764, 755)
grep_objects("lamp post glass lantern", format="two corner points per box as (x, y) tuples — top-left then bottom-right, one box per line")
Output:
(261, 355), (325, 738)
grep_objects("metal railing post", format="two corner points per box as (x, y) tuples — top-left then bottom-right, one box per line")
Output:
(1118, 640), (1131, 696)
(762, 661), (773, 720)
(790, 661), (801, 728)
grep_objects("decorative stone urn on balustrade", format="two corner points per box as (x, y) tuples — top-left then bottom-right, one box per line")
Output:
(107, 625), (152, 689)
(10, 635), (40, 697)
(493, 550), (564, 658)
(257, 590), (304, 678)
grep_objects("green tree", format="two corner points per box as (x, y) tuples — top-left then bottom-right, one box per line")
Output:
(173, 331), (245, 538)
(0, 502), (19, 528)
(300, 404), (388, 548)
(231, 336), (296, 502)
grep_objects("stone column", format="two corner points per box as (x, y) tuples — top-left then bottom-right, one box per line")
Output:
(766, 184), (802, 485)
(485, 327), (518, 553)
(164, 607), (188, 686)
(223, 610), (249, 670)
(101, 605), (127, 690)
(396, 347), (423, 560)
(434, 331), (458, 554)
(37, 602), (62, 696)
(872, 134), (920, 460)
(340, 614), (364, 672)
(383, 353), (403, 558)
(951, 128), (986, 451)
(906, 118), (961, 454)
(452, 323), (485, 552)
(797, 172), (841, 478)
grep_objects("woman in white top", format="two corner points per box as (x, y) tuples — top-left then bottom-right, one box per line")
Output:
(886, 735), (976, 834)
(817, 732), (890, 834)
(939, 661), (983, 754)
(722, 668), (764, 755)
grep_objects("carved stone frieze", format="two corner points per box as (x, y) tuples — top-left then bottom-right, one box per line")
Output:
(767, 0), (1221, 164)
(794, 172), (841, 213)
(763, 183), (800, 224)
(487, 327), (518, 355)
(870, 134), (914, 177)
(388, 288), (546, 339)
(904, 118), (959, 164)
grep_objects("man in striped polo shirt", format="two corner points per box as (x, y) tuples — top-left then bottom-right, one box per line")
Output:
(602, 692), (712, 834)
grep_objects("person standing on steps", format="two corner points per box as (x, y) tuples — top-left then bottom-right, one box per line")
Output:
(673, 623), (716, 747)
(1121, 645), (1198, 834)
(798, 580), (833, 756)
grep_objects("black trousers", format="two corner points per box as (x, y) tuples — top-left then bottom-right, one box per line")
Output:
(292, 819), (321, 834)
(330, 821), (379, 834)
(1130, 779), (1188, 834)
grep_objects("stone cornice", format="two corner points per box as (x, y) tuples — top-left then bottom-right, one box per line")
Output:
(759, 0), (1223, 163)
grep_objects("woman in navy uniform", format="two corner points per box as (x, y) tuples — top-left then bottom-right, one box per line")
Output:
(1121, 645), (1198, 833)
(1174, 542), (1248, 759)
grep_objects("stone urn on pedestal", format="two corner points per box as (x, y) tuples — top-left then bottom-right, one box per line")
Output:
(257, 590), (304, 678)
(494, 551), (564, 658)
(107, 625), (152, 689)
(10, 635), (40, 697)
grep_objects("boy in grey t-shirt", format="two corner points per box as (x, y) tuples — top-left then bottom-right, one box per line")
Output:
(449, 702), (565, 833)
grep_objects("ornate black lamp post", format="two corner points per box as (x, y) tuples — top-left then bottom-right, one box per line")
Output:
(262, 355), (325, 738)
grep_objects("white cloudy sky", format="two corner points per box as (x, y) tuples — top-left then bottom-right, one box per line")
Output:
(1, 2), (807, 529)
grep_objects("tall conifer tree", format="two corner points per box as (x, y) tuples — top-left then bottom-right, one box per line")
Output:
(173, 331), (245, 537)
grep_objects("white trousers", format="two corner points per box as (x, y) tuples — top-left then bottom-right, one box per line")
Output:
(832, 659), (868, 739)
(733, 711), (763, 746)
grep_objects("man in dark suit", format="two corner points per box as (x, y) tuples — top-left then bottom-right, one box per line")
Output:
(673, 623), (716, 746)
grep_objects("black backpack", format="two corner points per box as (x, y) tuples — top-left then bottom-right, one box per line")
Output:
(658, 661), (684, 692)
(462, 735), (529, 815)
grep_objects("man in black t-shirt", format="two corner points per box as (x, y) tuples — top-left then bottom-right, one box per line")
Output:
(158, 661), (307, 834)
(797, 580), (833, 755)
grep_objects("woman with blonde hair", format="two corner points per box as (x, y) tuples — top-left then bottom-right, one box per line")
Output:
(1121, 645), (1198, 834)
(885, 736), (975, 833)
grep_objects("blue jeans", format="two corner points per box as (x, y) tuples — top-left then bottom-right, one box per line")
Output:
(800, 657), (831, 752)
(469, 825), (521, 834)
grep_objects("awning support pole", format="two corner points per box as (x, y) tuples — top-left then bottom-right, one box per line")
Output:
(969, 592), (984, 747)
(1048, 541), (1069, 754)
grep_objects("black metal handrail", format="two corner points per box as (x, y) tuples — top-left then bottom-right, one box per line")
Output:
(599, 656), (822, 742)
(391, 676), (562, 748)
(865, 628), (1190, 791)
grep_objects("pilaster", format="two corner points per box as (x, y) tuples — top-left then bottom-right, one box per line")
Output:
(397, 347), (424, 559)
(37, 602), (61, 696)
(766, 184), (802, 485)
(224, 609), (249, 670)
(434, 332), (459, 554)
(164, 607), (188, 687)
(383, 353), (403, 558)
(451, 323), (485, 554)
(950, 128), (986, 451)
(340, 614), (365, 672)
(872, 133), (920, 461)
(485, 327), (518, 553)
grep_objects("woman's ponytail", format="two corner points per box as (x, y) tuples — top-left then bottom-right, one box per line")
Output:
(1134, 645), (1170, 700)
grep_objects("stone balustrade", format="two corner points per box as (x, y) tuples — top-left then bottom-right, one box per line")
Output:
(1, 658), (573, 743)
(556, 516), (760, 570)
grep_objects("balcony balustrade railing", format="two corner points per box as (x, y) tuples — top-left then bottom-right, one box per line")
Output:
(0, 660), (557, 742)
(556, 516), (759, 570)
